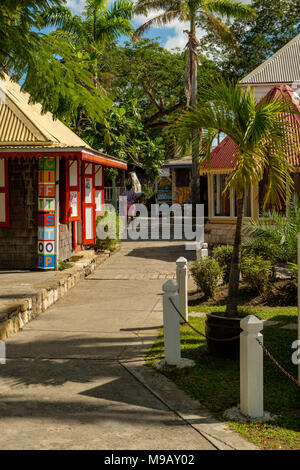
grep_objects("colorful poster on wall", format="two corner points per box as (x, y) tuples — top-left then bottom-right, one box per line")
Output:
(176, 186), (191, 204)
(38, 157), (56, 269)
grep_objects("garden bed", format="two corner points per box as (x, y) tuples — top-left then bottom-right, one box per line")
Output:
(188, 280), (297, 307)
(146, 305), (300, 450)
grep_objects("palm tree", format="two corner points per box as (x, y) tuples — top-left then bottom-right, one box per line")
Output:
(133, 0), (255, 209)
(43, 0), (134, 88)
(173, 80), (296, 316)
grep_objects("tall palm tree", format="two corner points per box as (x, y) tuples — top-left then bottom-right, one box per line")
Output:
(43, 0), (134, 87)
(133, 0), (255, 210)
(173, 80), (297, 316)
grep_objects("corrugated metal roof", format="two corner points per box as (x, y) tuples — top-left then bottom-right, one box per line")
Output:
(163, 155), (192, 168)
(240, 34), (300, 85)
(0, 104), (38, 142)
(203, 85), (300, 170)
(0, 75), (91, 148)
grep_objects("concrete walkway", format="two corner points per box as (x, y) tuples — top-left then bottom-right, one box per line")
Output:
(0, 241), (256, 450)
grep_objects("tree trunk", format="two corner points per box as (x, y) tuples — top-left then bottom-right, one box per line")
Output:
(225, 191), (245, 317)
(189, 14), (200, 216)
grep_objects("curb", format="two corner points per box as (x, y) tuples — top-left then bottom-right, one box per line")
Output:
(0, 245), (121, 341)
(120, 357), (259, 451)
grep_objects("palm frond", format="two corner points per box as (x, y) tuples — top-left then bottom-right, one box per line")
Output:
(133, 8), (180, 37)
(200, 11), (238, 50)
(201, 0), (256, 20)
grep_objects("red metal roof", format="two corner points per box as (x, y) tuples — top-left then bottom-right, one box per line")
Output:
(201, 84), (300, 170)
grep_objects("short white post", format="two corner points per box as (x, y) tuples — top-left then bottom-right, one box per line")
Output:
(240, 315), (264, 418)
(176, 257), (188, 323)
(162, 280), (181, 365)
(0, 340), (6, 365)
(201, 243), (208, 258)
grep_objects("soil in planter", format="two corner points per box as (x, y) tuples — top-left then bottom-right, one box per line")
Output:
(189, 280), (297, 308)
(205, 313), (242, 359)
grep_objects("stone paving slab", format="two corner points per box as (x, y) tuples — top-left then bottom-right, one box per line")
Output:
(0, 240), (257, 450)
(0, 359), (215, 450)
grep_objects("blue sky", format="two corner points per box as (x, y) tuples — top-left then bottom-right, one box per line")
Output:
(66, 0), (251, 51)
(66, 0), (196, 50)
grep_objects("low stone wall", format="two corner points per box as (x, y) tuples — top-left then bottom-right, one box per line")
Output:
(204, 223), (236, 246)
(0, 248), (119, 341)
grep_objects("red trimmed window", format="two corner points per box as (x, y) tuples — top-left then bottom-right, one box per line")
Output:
(94, 164), (104, 214)
(82, 162), (96, 244)
(0, 159), (9, 227)
(68, 158), (81, 221)
(60, 158), (81, 224)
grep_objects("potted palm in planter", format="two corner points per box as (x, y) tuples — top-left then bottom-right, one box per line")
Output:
(173, 80), (296, 358)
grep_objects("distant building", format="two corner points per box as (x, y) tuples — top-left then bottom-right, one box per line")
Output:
(0, 75), (127, 269)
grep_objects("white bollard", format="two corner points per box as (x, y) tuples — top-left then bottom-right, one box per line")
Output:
(0, 340), (6, 365)
(201, 243), (208, 258)
(162, 280), (181, 366)
(176, 257), (188, 323)
(240, 315), (264, 418)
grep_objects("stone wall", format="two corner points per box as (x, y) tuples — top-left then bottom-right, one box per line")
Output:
(59, 222), (73, 261)
(204, 222), (236, 246)
(0, 158), (38, 269)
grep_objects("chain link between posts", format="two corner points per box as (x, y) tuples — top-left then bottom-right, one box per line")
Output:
(168, 297), (300, 388)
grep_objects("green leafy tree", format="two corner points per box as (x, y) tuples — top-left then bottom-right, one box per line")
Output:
(44, 0), (134, 88)
(99, 37), (224, 160)
(82, 99), (165, 180)
(133, 0), (255, 210)
(0, 0), (111, 120)
(173, 80), (296, 316)
(199, 0), (300, 80)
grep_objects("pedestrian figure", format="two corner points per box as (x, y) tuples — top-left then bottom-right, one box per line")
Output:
(122, 184), (136, 222)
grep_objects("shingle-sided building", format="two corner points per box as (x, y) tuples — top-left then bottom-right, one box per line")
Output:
(0, 75), (127, 270)
(203, 85), (300, 245)
(201, 33), (300, 245)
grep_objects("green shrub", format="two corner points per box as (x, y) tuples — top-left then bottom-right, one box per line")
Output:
(287, 262), (298, 283)
(96, 209), (122, 252)
(241, 255), (272, 294)
(189, 257), (223, 299)
(213, 245), (233, 283)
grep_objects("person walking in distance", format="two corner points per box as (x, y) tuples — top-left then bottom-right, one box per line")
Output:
(122, 184), (136, 222)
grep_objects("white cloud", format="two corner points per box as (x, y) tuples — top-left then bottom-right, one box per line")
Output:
(134, 10), (190, 50)
(65, 0), (86, 15)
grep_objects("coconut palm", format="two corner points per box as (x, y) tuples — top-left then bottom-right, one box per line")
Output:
(43, 0), (134, 87)
(173, 80), (297, 316)
(133, 0), (255, 209)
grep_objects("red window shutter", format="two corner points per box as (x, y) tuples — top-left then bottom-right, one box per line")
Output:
(0, 159), (9, 227)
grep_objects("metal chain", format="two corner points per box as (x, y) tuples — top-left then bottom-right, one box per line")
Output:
(256, 337), (300, 388)
(169, 298), (300, 387)
(168, 298), (240, 342)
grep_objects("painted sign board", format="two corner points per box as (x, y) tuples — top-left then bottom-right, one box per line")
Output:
(38, 157), (56, 269)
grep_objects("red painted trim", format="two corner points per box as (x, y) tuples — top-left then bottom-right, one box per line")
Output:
(68, 157), (81, 222)
(95, 165), (104, 215)
(82, 162), (96, 245)
(82, 152), (127, 170)
(0, 150), (127, 169)
(0, 159), (9, 227)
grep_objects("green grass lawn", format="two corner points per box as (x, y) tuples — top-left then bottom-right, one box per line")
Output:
(146, 305), (300, 450)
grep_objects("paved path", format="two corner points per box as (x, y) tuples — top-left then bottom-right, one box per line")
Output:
(0, 241), (254, 450)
